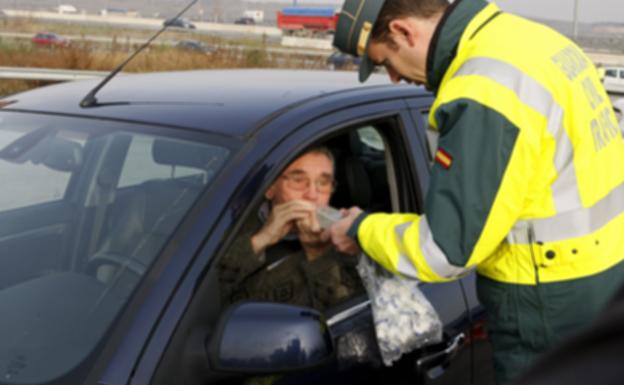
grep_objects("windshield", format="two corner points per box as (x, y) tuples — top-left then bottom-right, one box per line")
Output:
(0, 112), (231, 385)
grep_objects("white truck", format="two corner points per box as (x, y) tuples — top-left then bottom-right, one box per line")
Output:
(57, 4), (77, 14)
(243, 10), (264, 23)
(603, 66), (624, 95)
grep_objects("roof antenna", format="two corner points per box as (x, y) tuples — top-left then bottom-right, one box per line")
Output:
(80, 0), (199, 108)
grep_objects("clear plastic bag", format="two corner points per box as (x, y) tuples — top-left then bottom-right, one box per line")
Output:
(335, 326), (382, 369)
(356, 254), (443, 366)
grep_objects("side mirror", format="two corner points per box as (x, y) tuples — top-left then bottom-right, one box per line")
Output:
(208, 302), (334, 374)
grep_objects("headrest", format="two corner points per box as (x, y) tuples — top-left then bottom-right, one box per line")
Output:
(330, 155), (372, 209)
(152, 139), (229, 170)
(343, 157), (372, 208)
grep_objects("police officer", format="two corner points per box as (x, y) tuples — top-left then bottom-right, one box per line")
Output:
(218, 146), (363, 311)
(328, 0), (624, 383)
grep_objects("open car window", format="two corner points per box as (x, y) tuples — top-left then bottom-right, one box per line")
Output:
(212, 119), (404, 384)
(217, 122), (393, 294)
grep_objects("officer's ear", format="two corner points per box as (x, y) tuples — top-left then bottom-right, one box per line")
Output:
(388, 18), (418, 48)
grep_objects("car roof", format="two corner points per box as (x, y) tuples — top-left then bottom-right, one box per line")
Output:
(2, 69), (428, 137)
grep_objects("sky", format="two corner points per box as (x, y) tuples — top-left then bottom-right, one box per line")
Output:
(493, 0), (624, 24)
(246, 0), (624, 24)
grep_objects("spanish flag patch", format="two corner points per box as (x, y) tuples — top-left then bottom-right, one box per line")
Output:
(435, 148), (453, 169)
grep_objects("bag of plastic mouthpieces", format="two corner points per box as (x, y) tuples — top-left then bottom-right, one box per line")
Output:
(356, 254), (443, 366)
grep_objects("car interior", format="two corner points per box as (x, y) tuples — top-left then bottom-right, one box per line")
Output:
(0, 124), (233, 384)
(0, 130), (227, 288)
(0, 116), (400, 332)
(325, 126), (392, 213)
(85, 138), (218, 294)
(215, 123), (394, 302)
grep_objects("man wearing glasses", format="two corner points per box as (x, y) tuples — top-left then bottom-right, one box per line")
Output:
(218, 147), (363, 311)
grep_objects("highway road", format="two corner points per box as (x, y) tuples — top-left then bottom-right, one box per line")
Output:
(2, 8), (622, 62)
(2, 9), (283, 39)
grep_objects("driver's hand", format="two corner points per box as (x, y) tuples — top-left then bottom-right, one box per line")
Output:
(296, 206), (328, 244)
(251, 200), (316, 254)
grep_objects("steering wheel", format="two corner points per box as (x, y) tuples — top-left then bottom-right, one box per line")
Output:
(86, 252), (147, 281)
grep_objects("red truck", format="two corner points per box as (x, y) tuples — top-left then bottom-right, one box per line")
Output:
(276, 7), (338, 36)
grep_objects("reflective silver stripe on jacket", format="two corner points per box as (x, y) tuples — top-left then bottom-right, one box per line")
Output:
(454, 57), (582, 213)
(508, 182), (624, 244)
(394, 219), (470, 279)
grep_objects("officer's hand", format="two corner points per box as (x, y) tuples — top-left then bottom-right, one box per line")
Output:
(251, 200), (316, 254)
(330, 207), (363, 256)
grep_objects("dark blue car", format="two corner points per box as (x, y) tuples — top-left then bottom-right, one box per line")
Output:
(0, 70), (494, 385)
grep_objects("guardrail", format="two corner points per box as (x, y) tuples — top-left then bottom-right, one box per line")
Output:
(0, 66), (108, 81)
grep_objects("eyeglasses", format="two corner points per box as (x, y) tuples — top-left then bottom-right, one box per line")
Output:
(280, 173), (336, 193)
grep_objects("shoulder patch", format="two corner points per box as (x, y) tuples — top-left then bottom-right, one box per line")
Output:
(435, 148), (453, 169)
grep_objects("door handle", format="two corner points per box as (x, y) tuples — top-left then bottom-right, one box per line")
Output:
(416, 332), (465, 372)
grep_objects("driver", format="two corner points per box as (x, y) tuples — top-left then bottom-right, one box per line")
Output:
(218, 146), (363, 311)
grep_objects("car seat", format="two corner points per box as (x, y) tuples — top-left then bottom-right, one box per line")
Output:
(87, 138), (218, 295)
(328, 131), (391, 212)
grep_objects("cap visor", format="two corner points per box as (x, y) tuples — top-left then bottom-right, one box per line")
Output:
(358, 55), (376, 83)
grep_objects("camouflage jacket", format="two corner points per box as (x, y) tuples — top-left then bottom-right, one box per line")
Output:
(218, 209), (363, 312)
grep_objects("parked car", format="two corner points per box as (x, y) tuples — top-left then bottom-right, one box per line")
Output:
(0, 70), (494, 385)
(326, 51), (362, 70)
(174, 39), (215, 54)
(234, 16), (255, 25)
(31, 32), (70, 47)
(163, 17), (196, 29)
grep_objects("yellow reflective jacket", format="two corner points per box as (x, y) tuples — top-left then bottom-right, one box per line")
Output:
(355, 0), (624, 286)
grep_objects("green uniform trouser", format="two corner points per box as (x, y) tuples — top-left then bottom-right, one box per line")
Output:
(477, 261), (624, 385)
